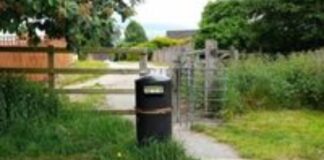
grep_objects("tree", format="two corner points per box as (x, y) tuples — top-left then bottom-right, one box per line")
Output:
(195, 0), (324, 53)
(0, 0), (142, 50)
(124, 20), (148, 45)
(195, 0), (255, 50)
(247, 0), (324, 53)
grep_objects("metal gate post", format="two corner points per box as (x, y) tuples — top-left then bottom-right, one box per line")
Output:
(174, 57), (181, 124)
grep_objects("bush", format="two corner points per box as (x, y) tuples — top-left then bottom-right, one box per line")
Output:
(220, 50), (324, 118)
(150, 37), (189, 49)
(0, 75), (61, 133)
(120, 37), (190, 61)
(125, 52), (143, 61)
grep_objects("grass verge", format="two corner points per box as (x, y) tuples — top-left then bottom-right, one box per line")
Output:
(192, 110), (324, 160)
(57, 60), (107, 86)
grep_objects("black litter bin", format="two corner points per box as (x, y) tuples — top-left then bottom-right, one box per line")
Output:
(135, 73), (172, 145)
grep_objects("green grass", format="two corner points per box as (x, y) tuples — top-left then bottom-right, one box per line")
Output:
(57, 60), (107, 86)
(0, 77), (192, 160)
(0, 75), (192, 160)
(192, 110), (324, 160)
(0, 110), (192, 160)
(0, 95), (193, 160)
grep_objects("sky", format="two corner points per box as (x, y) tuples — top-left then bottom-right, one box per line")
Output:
(128, 0), (210, 38)
(1, 0), (210, 39)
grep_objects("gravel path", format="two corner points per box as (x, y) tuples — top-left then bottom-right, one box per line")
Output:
(67, 60), (241, 160)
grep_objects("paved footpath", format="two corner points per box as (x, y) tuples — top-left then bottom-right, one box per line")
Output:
(174, 124), (240, 160)
(68, 61), (241, 160)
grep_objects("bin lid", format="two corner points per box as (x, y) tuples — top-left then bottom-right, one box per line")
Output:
(136, 73), (170, 83)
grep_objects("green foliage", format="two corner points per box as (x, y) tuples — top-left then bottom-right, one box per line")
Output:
(247, 0), (324, 53)
(221, 50), (324, 118)
(136, 41), (158, 50)
(0, 75), (61, 134)
(192, 110), (324, 159)
(125, 20), (148, 45)
(196, 0), (324, 53)
(122, 37), (189, 61)
(195, 0), (254, 50)
(0, 0), (142, 49)
(124, 52), (142, 61)
(150, 37), (189, 49)
(130, 36), (189, 51)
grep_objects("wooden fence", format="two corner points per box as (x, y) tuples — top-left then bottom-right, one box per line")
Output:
(0, 46), (149, 115)
(0, 37), (75, 81)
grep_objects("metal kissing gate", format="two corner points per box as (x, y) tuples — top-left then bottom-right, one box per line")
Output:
(172, 40), (238, 127)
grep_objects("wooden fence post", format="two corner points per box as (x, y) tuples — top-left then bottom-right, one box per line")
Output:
(230, 46), (239, 60)
(174, 56), (182, 123)
(139, 49), (148, 76)
(48, 46), (55, 90)
(204, 40), (218, 115)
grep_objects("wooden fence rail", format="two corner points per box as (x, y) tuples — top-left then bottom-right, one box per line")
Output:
(0, 46), (145, 54)
(0, 46), (148, 115)
(55, 89), (134, 94)
(0, 68), (140, 74)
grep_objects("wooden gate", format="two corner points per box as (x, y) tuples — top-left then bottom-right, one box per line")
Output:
(0, 46), (150, 115)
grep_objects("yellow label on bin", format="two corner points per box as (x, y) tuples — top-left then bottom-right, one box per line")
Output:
(144, 86), (164, 94)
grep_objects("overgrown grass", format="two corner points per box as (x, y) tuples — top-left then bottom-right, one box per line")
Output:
(192, 110), (324, 160)
(0, 76), (192, 160)
(0, 111), (192, 160)
(220, 50), (324, 118)
(57, 60), (107, 86)
(0, 74), (60, 134)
